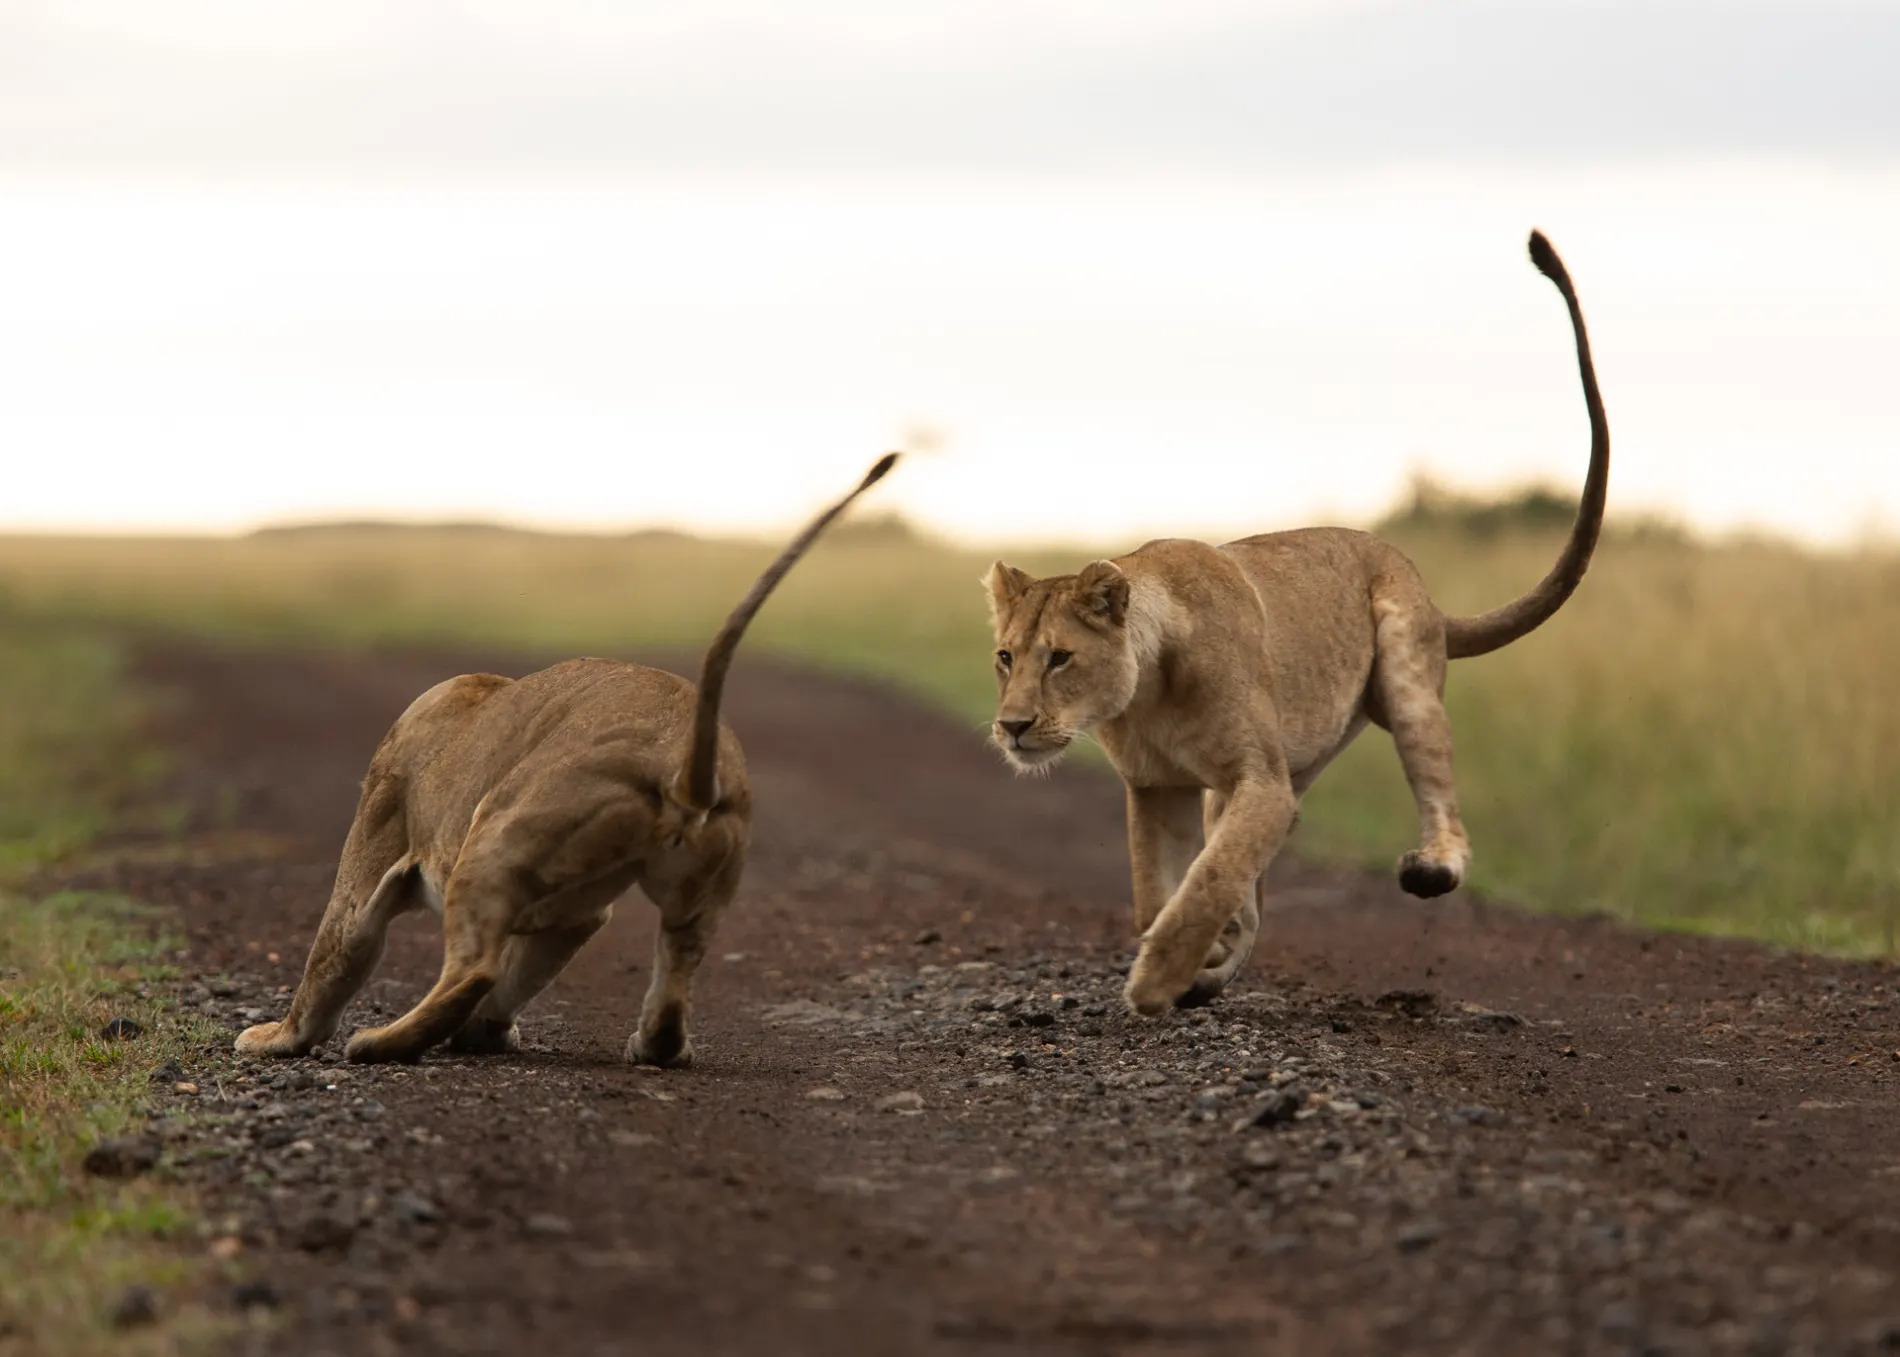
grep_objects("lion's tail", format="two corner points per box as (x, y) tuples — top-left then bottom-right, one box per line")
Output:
(1442, 231), (1610, 661)
(676, 453), (899, 811)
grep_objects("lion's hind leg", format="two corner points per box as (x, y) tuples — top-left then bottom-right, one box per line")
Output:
(1369, 583), (1471, 898)
(448, 906), (615, 1055)
(628, 830), (746, 1069)
(342, 862), (522, 1064)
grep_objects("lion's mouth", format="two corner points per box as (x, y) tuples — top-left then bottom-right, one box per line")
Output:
(997, 730), (1071, 772)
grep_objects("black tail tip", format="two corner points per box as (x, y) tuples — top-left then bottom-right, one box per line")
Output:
(861, 451), (900, 489)
(1527, 230), (1569, 285)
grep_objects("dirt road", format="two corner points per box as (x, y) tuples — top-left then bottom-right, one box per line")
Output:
(80, 640), (1900, 1355)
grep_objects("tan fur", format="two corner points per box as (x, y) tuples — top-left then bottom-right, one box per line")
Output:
(983, 232), (1609, 1016)
(236, 455), (897, 1066)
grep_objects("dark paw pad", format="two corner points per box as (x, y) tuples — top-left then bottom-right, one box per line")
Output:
(1398, 854), (1459, 899)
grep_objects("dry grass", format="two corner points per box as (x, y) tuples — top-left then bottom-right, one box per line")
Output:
(0, 518), (1895, 952)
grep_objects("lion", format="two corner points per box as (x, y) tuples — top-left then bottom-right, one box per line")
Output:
(983, 231), (1607, 1016)
(235, 454), (898, 1066)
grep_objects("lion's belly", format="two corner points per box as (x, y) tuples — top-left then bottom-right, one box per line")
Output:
(1288, 710), (1370, 796)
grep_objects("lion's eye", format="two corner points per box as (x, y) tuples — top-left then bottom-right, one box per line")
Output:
(1048, 649), (1073, 670)
(996, 649), (1013, 670)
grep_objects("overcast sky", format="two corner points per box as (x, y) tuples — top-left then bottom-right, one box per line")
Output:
(2, 2), (1897, 543)
(4, 1), (1896, 174)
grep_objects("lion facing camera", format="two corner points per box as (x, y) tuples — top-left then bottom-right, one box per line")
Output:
(984, 231), (1607, 1016)
(237, 454), (897, 1066)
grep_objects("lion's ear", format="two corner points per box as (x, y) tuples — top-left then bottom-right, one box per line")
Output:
(1074, 560), (1130, 628)
(983, 560), (1032, 623)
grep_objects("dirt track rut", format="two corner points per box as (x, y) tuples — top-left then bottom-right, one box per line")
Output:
(68, 639), (1900, 1356)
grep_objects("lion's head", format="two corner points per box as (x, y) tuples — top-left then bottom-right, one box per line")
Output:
(983, 559), (1140, 773)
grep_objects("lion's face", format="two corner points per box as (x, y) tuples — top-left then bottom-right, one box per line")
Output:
(983, 559), (1139, 773)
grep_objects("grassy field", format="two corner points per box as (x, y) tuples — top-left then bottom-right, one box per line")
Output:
(0, 613), (227, 1356)
(0, 511), (1895, 953)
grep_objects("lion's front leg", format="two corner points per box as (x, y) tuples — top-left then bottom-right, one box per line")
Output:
(1124, 786), (1203, 936)
(1126, 777), (1293, 1016)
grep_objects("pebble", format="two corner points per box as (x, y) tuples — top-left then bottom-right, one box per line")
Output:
(914, 927), (942, 945)
(804, 1087), (847, 1101)
(83, 1134), (162, 1179)
(1241, 1086), (1307, 1131)
(390, 1191), (441, 1224)
(524, 1213), (573, 1237)
(109, 1284), (160, 1328)
(296, 1213), (357, 1252)
(231, 1281), (280, 1312)
(876, 1091), (925, 1114)
(98, 1017), (143, 1041)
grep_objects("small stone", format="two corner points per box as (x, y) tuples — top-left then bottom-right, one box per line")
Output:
(1241, 1086), (1306, 1130)
(206, 977), (240, 998)
(1238, 1142), (1282, 1171)
(607, 1129), (658, 1147)
(148, 1060), (185, 1085)
(231, 1281), (280, 1312)
(83, 1135), (162, 1179)
(99, 1017), (143, 1041)
(804, 1087), (847, 1102)
(173, 1081), (200, 1095)
(1004, 1051), (1031, 1071)
(109, 1285), (159, 1328)
(295, 1213), (356, 1252)
(208, 1235), (242, 1260)
(1058, 995), (1080, 1010)
(390, 1191), (440, 1224)
(876, 1091), (924, 1114)
(1462, 1009), (1523, 1033)
(913, 928), (942, 945)
(1016, 1011), (1056, 1029)
(1451, 1105), (1501, 1127)
(1395, 1221), (1443, 1252)
(524, 1213), (573, 1237)
(1597, 1302), (1640, 1337)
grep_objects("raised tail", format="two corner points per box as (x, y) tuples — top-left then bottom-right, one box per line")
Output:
(676, 453), (899, 810)
(1443, 231), (1610, 660)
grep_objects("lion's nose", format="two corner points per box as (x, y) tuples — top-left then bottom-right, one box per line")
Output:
(999, 718), (1035, 740)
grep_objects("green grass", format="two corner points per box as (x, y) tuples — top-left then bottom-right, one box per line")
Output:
(0, 613), (229, 1356)
(0, 516), (1895, 953)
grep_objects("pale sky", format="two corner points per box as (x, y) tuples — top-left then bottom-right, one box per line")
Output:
(3, 2), (1897, 545)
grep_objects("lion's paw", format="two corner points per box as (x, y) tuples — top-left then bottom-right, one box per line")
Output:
(343, 1026), (422, 1065)
(627, 995), (695, 1064)
(234, 1020), (307, 1058)
(1397, 850), (1462, 899)
(448, 1017), (521, 1056)
(1124, 947), (1197, 1016)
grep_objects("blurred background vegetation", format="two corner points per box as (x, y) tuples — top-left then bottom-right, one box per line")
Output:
(0, 486), (1895, 955)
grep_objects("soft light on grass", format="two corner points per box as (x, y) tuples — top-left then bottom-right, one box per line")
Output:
(0, 519), (1896, 952)
(0, 615), (227, 1356)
